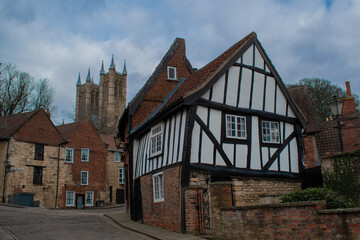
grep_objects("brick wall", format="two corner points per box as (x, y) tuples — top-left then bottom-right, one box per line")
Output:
(303, 134), (320, 168)
(131, 39), (193, 129)
(214, 201), (360, 240)
(140, 166), (182, 232)
(106, 150), (125, 204)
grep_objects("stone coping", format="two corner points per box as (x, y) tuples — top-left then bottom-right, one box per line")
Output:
(220, 200), (327, 211)
(317, 208), (360, 214)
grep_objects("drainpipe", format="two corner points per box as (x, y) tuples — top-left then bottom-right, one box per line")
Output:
(2, 138), (11, 203)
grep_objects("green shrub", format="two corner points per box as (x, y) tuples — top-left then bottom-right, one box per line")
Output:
(280, 187), (354, 209)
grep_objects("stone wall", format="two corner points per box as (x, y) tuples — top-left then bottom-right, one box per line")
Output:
(214, 201), (360, 240)
(232, 177), (301, 206)
(140, 166), (182, 232)
(106, 150), (125, 204)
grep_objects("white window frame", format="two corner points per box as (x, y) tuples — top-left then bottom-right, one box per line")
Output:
(81, 148), (89, 162)
(66, 191), (75, 207)
(65, 148), (74, 163)
(261, 120), (280, 143)
(225, 114), (247, 139)
(119, 167), (125, 184)
(150, 123), (163, 157)
(167, 66), (177, 80)
(81, 171), (89, 185)
(114, 152), (120, 162)
(85, 191), (94, 207)
(153, 172), (164, 203)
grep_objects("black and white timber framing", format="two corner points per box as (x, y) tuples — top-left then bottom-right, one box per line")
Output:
(131, 33), (306, 180)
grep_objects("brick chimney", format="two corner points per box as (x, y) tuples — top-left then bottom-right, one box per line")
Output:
(341, 81), (357, 115)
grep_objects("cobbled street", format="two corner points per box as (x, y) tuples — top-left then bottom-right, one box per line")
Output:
(0, 205), (152, 240)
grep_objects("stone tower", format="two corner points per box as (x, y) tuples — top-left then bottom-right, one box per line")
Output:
(75, 55), (127, 134)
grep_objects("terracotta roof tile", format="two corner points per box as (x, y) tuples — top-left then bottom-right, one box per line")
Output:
(56, 121), (82, 140)
(0, 111), (37, 139)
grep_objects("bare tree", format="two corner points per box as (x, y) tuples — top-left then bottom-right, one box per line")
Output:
(0, 63), (56, 116)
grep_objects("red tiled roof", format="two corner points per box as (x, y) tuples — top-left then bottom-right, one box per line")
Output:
(56, 121), (82, 140)
(163, 32), (256, 109)
(99, 134), (124, 150)
(0, 111), (37, 139)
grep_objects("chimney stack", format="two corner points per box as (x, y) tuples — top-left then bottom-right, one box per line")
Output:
(345, 81), (352, 97)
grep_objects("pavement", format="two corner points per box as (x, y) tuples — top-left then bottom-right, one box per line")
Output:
(0, 204), (207, 240)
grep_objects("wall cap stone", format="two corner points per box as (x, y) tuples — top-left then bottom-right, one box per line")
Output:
(210, 181), (232, 186)
(220, 200), (327, 211)
(317, 208), (360, 215)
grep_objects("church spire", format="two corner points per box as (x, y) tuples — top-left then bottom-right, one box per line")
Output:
(122, 59), (127, 75)
(86, 68), (91, 82)
(100, 60), (105, 74)
(109, 54), (115, 70)
(76, 72), (81, 85)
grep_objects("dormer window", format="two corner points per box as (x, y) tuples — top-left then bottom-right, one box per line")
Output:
(167, 66), (177, 80)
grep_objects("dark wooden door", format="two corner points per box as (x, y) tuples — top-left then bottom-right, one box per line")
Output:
(76, 194), (84, 209)
(116, 189), (124, 204)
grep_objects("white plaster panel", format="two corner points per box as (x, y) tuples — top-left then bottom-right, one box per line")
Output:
(276, 85), (287, 116)
(200, 130), (214, 165)
(223, 143), (234, 165)
(285, 123), (294, 139)
(225, 66), (240, 107)
(264, 77), (275, 113)
(172, 112), (181, 164)
(238, 68), (252, 108)
(211, 74), (226, 103)
(167, 116), (174, 165)
(190, 122), (201, 164)
(280, 146), (289, 172)
(216, 150), (227, 166)
(250, 116), (261, 170)
(178, 110), (186, 163)
(133, 139), (139, 178)
(290, 138), (299, 173)
(197, 105), (208, 125)
(162, 118), (170, 167)
(261, 147), (269, 168)
(242, 44), (253, 66)
(236, 144), (247, 168)
(254, 45), (264, 69)
(269, 148), (278, 171)
(209, 109), (222, 142)
(236, 56), (242, 64)
(251, 72), (265, 111)
(201, 90), (210, 100)
(288, 105), (296, 118)
(265, 64), (270, 73)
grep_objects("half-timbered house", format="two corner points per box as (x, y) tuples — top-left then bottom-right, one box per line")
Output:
(126, 32), (307, 234)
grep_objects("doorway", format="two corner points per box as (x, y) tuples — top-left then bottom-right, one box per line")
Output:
(76, 194), (85, 209)
(116, 189), (124, 204)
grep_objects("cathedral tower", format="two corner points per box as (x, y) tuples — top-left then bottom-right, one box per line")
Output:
(75, 55), (127, 134)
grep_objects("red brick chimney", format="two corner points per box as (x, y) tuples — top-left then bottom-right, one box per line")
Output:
(341, 81), (357, 115)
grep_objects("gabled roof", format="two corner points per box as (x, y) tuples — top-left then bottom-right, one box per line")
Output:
(288, 85), (319, 133)
(56, 121), (82, 141)
(0, 111), (37, 139)
(130, 32), (307, 136)
(99, 134), (124, 151)
(128, 38), (194, 116)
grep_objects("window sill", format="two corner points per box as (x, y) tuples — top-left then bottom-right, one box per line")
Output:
(167, 78), (178, 81)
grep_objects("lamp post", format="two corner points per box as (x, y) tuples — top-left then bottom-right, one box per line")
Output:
(114, 133), (121, 149)
(328, 95), (344, 152)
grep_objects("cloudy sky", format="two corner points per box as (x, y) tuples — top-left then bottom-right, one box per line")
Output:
(1, 0), (359, 124)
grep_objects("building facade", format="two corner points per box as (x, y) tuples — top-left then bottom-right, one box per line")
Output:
(76, 55), (127, 135)
(122, 32), (306, 234)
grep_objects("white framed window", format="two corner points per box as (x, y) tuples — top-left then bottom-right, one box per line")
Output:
(81, 171), (89, 185)
(153, 172), (164, 203)
(167, 66), (177, 80)
(262, 120), (280, 143)
(81, 148), (89, 162)
(66, 191), (75, 207)
(225, 114), (247, 139)
(85, 191), (94, 207)
(150, 124), (163, 157)
(114, 152), (120, 162)
(119, 167), (125, 184)
(65, 148), (74, 163)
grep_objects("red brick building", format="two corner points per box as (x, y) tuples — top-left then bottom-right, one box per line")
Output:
(56, 120), (107, 208)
